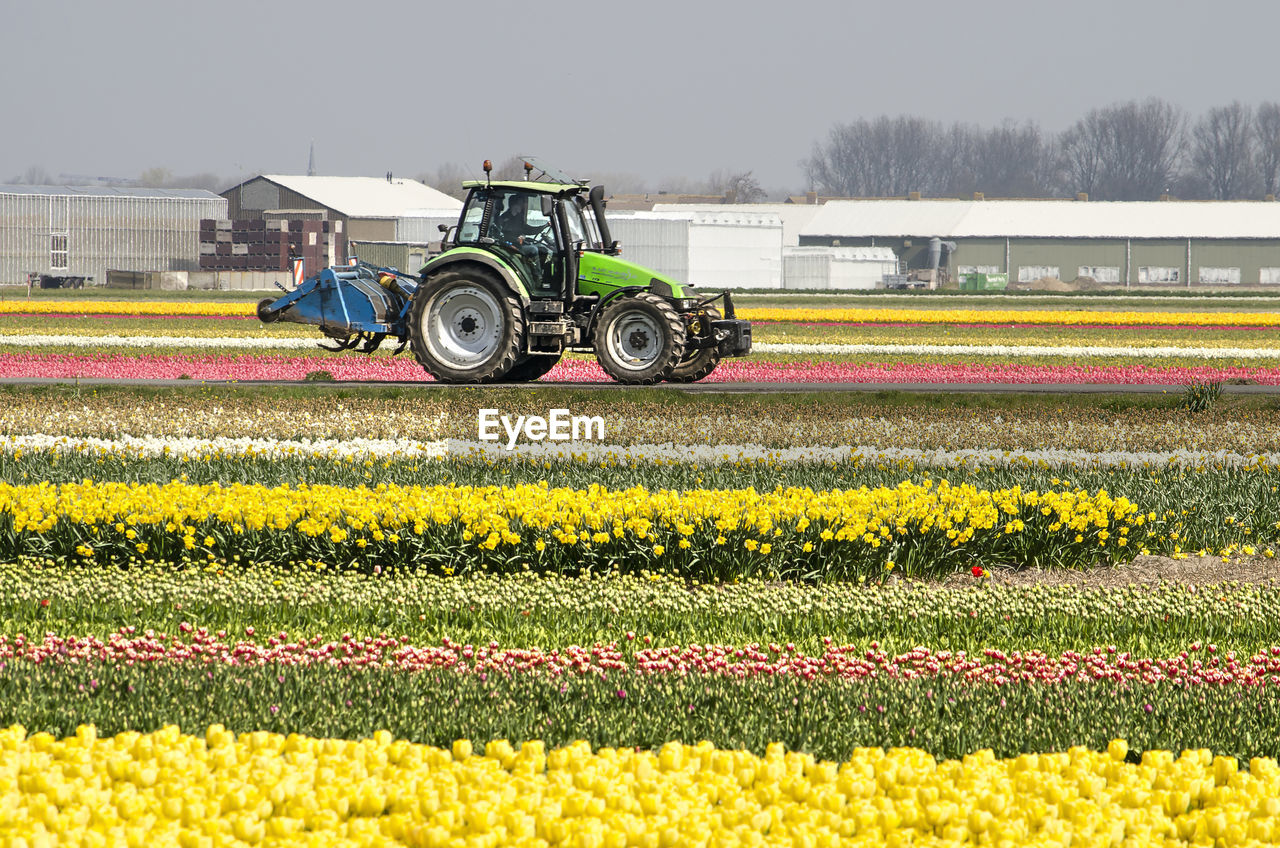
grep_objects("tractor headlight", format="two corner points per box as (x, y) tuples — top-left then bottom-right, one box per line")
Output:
(677, 298), (698, 310)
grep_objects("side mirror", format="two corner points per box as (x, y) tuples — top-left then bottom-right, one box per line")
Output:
(437, 223), (449, 232)
(540, 196), (554, 217)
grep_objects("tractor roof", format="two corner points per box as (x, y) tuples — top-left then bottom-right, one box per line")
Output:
(461, 180), (585, 195)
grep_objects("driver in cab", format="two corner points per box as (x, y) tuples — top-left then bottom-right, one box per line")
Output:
(492, 194), (553, 261)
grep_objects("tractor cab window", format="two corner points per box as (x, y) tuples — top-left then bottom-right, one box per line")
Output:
(490, 191), (553, 248)
(577, 199), (603, 249)
(457, 190), (489, 243)
(560, 198), (590, 249)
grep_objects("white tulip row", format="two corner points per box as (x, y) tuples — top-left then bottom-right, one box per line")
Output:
(3, 334), (1280, 359)
(4, 433), (1275, 470)
(442, 439), (1280, 468)
(0, 433), (447, 459)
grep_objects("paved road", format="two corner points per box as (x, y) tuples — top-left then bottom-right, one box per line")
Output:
(2, 377), (1278, 395)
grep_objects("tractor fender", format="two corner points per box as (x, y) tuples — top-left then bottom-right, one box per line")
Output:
(420, 251), (531, 303)
(582, 285), (648, 339)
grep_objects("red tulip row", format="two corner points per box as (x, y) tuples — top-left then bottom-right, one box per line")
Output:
(8, 628), (1280, 686)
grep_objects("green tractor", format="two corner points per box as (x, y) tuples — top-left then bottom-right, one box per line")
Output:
(409, 159), (752, 384)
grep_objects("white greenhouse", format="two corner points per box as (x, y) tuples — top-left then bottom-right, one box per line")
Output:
(782, 246), (899, 290)
(0, 185), (227, 284)
(607, 210), (784, 289)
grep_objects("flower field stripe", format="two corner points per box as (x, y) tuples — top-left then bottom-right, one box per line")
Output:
(755, 341), (1280, 359)
(442, 438), (1280, 469)
(741, 306), (1280, 327)
(1, 727), (1279, 845)
(8, 630), (1280, 686)
(0, 478), (1148, 575)
(0, 333), (319, 349)
(10, 432), (1280, 470)
(775, 320), (1279, 332)
(8, 299), (1280, 327)
(10, 334), (1280, 360)
(0, 300), (257, 317)
(10, 567), (1280, 656)
(1, 433), (446, 460)
(6, 351), (1280, 384)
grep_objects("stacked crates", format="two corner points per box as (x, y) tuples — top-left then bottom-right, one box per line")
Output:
(198, 219), (346, 271)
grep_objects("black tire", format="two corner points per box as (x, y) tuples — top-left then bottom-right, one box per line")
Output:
(592, 292), (686, 385)
(502, 353), (562, 382)
(666, 307), (722, 383)
(408, 267), (525, 384)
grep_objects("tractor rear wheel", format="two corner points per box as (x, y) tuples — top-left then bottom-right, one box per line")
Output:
(666, 307), (722, 383)
(503, 353), (562, 382)
(409, 267), (525, 383)
(593, 292), (686, 385)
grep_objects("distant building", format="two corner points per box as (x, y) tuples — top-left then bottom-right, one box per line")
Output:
(605, 192), (727, 212)
(0, 184), (226, 284)
(799, 199), (1280, 288)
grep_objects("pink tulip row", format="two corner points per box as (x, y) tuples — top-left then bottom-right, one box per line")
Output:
(6, 629), (1280, 686)
(3, 352), (1279, 385)
(789, 321), (1263, 332)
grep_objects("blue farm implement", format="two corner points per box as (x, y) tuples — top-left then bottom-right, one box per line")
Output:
(257, 261), (418, 354)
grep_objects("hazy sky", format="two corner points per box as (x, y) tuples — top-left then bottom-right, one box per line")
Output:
(5, 0), (1279, 192)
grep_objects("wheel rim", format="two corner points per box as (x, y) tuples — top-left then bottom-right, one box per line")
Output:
(605, 309), (664, 371)
(425, 284), (504, 369)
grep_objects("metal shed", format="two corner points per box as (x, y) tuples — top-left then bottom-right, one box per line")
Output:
(0, 185), (226, 285)
(608, 210), (784, 289)
(782, 246), (899, 290)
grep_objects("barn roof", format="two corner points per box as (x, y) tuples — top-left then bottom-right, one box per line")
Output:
(243, 175), (462, 218)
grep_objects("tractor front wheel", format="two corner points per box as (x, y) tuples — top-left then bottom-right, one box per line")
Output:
(593, 292), (686, 385)
(666, 307), (722, 383)
(409, 268), (525, 383)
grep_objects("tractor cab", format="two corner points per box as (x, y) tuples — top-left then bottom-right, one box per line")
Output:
(454, 182), (593, 298)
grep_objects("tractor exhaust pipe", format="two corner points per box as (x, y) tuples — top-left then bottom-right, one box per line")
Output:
(588, 185), (616, 254)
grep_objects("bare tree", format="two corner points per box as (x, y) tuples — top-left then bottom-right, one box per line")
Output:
(1057, 99), (1186, 200)
(137, 167), (173, 188)
(935, 122), (978, 196)
(1191, 102), (1257, 199)
(1256, 102), (1280, 198)
(417, 162), (473, 199)
(8, 165), (52, 185)
(1058, 113), (1109, 197)
(709, 170), (766, 203)
(804, 115), (948, 197)
(951, 121), (1054, 197)
(128, 167), (224, 192)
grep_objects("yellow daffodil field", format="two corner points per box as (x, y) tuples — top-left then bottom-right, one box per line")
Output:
(3, 290), (1280, 845)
